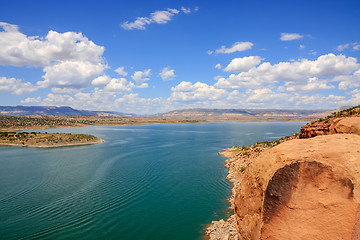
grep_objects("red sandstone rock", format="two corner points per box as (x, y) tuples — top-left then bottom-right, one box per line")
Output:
(330, 117), (360, 135)
(300, 117), (360, 139)
(234, 134), (360, 240)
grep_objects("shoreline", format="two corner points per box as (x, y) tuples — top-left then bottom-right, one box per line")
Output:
(1, 119), (310, 133)
(206, 148), (252, 240)
(0, 115), (315, 132)
(206, 134), (299, 239)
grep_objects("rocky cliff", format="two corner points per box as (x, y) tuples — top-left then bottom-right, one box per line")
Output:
(208, 105), (360, 240)
(235, 134), (360, 239)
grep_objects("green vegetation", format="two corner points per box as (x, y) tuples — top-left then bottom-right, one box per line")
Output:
(179, 120), (202, 123)
(312, 105), (360, 124)
(251, 133), (299, 149)
(0, 115), (206, 131)
(232, 105), (359, 158)
(231, 133), (300, 157)
(0, 116), (80, 130)
(0, 131), (101, 147)
(336, 105), (360, 116)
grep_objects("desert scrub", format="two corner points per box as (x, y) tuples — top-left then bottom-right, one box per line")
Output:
(0, 131), (101, 146)
(315, 105), (360, 124)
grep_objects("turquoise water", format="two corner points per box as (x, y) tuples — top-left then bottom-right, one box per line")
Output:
(0, 122), (304, 240)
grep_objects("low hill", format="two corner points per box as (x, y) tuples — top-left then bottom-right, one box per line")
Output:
(0, 106), (135, 117)
(0, 106), (338, 120)
(158, 108), (333, 120)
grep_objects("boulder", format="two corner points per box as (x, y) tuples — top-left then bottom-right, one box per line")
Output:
(330, 117), (360, 135)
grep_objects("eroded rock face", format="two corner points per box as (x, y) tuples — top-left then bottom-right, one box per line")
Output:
(330, 117), (360, 135)
(299, 121), (331, 138)
(262, 161), (357, 240)
(234, 134), (360, 240)
(300, 117), (360, 139)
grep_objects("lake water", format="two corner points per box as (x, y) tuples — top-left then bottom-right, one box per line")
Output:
(0, 122), (304, 240)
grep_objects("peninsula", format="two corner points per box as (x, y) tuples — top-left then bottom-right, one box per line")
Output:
(0, 131), (103, 148)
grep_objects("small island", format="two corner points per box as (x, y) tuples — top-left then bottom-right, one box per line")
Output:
(0, 131), (103, 148)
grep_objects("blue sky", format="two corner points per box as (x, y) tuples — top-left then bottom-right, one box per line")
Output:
(1, 0), (359, 114)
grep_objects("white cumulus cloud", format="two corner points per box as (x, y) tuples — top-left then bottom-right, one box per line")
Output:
(131, 69), (151, 84)
(224, 56), (262, 72)
(215, 53), (359, 91)
(209, 42), (254, 55)
(0, 76), (37, 94)
(334, 69), (360, 90)
(0, 22), (106, 91)
(104, 78), (135, 93)
(51, 88), (79, 94)
(285, 77), (335, 92)
(151, 9), (179, 24)
(116, 93), (169, 114)
(121, 7), (193, 30)
(0, 23), (104, 67)
(160, 67), (175, 81)
(246, 88), (289, 104)
(21, 97), (41, 104)
(280, 33), (304, 41)
(42, 93), (75, 106)
(121, 17), (152, 31)
(115, 66), (128, 76)
(38, 60), (105, 89)
(92, 75), (112, 86)
(170, 81), (226, 102)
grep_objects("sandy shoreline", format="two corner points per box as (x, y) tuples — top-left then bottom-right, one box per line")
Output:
(0, 138), (104, 148)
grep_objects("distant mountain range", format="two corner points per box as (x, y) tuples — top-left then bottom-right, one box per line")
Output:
(0, 106), (136, 117)
(0, 106), (347, 119)
(157, 108), (341, 119)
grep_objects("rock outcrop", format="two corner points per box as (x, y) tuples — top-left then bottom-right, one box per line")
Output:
(300, 106), (360, 139)
(234, 134), (360, 240)
(300, 117), (360, 138)
(299, 121), (331, 138)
